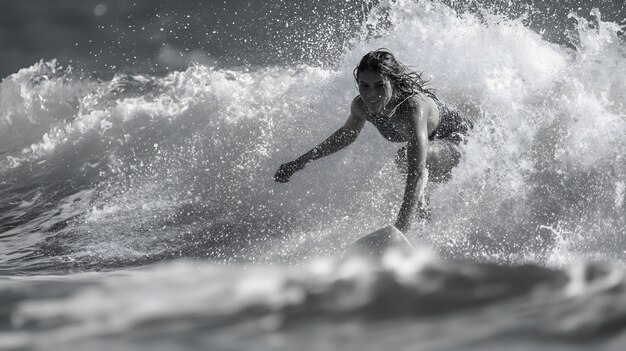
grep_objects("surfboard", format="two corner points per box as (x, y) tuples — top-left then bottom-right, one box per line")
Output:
(347, 225), (413, 257)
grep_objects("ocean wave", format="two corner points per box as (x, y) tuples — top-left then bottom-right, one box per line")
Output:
(2, 254), (626, 350)
(0, 0), (625, 272)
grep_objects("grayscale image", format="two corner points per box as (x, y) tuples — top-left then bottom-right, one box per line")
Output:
(0, 1), (625, 350)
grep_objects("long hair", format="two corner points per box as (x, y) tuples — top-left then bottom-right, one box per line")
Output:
(353, 49), (433, 99)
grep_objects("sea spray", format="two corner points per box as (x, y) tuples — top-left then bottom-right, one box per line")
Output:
(0, 1), (624, 272)
(1, 1), (626, 350)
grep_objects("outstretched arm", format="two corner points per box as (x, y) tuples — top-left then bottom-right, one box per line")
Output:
(274, 98), (366, 183)
(394, 100), (429, 233)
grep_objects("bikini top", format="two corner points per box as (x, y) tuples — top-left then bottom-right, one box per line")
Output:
(366, 108), (410, 143)
(364, 92), (466, 143)
(364, 93), (424, 143)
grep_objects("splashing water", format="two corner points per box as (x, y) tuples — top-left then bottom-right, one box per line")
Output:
(1, 0), (626, 349)
(3, 0), (623, 271)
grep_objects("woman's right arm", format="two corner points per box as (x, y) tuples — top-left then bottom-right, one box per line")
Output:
(274, 98), (366, 183)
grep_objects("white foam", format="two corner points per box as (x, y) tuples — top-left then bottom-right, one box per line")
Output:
(1, 1), (625, 267)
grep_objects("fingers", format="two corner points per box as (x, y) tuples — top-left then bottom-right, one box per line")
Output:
(274, 161), (305, 183)
(274, 171), (290, 183)
(273, 169), (287, 182)
(273, 164), (292, 183)
(416, 204), (431, 222)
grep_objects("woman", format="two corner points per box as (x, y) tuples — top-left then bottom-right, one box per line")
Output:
(274, 49), (471, 233)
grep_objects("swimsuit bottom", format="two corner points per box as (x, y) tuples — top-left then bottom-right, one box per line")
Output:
(428, 97), (472, 144)
(395, 96), (471, 175)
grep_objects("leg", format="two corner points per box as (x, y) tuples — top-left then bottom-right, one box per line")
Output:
(395, 140), (461, 182)
(426, 139), (461, 182)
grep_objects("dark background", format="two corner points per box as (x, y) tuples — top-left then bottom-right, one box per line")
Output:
(0, 0), (624, 79)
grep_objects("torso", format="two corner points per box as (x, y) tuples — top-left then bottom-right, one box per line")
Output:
(355, 92), (440, 143)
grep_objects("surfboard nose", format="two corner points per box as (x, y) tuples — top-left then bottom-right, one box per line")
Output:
(347, 225), (413, 258)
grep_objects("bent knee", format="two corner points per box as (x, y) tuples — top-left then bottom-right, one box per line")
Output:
(426, 140), (460, 182)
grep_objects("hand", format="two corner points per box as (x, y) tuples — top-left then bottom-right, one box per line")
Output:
(274, 160), (306, 183)
(416, 200), (430, 222)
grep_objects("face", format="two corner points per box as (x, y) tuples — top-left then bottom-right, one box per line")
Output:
(357, 69), (394, 112)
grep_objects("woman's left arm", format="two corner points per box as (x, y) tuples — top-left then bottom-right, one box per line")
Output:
(394, 99), (429, 233)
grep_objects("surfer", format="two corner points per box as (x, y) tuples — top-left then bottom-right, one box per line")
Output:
(274, 49), (471, 233)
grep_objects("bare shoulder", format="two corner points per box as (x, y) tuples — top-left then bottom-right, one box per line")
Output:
(343, 96), (367, 131)
(350, 95), (367, 118)
(405, 93), (432, 110)
(405, 93), (438, 117)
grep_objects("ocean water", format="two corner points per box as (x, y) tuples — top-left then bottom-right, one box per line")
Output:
(1, 0), (626, 349)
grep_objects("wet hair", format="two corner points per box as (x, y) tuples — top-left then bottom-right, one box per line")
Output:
(353, 49), (433, 98)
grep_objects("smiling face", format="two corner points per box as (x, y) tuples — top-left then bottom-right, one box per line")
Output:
(357, 69), (394, 113)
